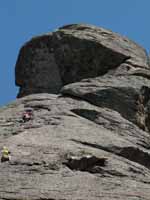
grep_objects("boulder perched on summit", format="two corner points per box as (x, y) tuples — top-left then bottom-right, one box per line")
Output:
(1, 24), (150, 200)
(15, 24), (149, 98)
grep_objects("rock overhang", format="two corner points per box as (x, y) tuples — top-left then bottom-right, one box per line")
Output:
(15, 23), (149, 98)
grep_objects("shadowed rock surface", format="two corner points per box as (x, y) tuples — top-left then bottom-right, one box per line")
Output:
(1, 24), (150, 199)
(15, 24), (149, 98)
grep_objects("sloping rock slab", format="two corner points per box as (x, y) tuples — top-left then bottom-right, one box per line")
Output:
(0, 94), (150, 199)
(62, 75), (150, 131)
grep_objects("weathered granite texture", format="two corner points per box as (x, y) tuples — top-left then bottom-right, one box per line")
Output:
(0, 24), (150, 199)
(15, 24), (149, 97)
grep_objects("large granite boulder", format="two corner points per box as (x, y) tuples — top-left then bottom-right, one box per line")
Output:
(1, 24), (150, 199)
(15, 24), (149, 97)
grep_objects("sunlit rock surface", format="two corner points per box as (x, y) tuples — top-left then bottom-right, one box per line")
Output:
(0, 24), (150, 200)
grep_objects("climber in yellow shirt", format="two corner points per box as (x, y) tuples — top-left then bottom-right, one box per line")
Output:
(1, 146), (11, 162)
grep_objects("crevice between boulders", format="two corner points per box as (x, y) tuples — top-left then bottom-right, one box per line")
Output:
(135, 86), (150, 132)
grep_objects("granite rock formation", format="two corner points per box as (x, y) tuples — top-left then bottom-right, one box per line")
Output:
(15, 24), (149, 97)
(1, 24), (150, 199)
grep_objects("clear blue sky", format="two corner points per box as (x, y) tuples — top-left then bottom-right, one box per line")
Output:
(0, 0), (150, 106)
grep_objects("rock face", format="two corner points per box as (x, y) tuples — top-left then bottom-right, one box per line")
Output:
(1, 24), (150, 199)
(15, 24), (149, 97)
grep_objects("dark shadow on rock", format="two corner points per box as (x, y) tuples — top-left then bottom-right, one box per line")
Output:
(63, 155), (107, 173)
(71, 139), (150, 169)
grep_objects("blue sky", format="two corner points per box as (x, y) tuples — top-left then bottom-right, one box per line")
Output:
(0, 0), (150, 106)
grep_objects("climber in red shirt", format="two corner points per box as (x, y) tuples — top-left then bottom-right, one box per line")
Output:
(22, 108), (33, 122)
